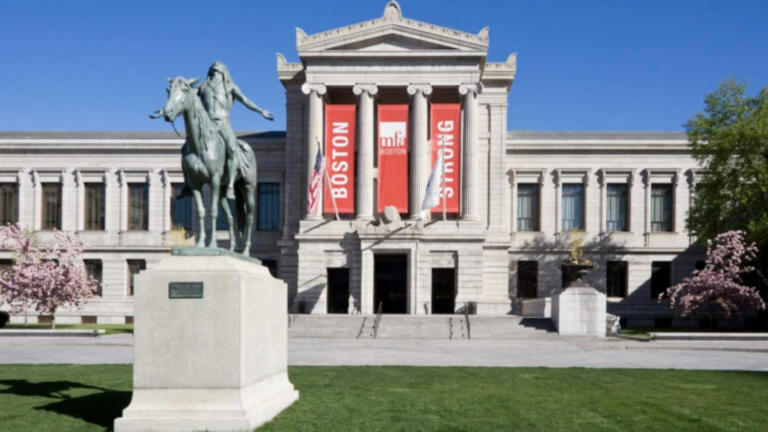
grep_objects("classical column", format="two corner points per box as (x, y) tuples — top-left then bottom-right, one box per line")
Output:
(74, 170), (83, 232)
(352, 84), (378, 221)
(459, 83), (483, 221)
(407, 84), (432, 220)
(301, 83), (327, 220)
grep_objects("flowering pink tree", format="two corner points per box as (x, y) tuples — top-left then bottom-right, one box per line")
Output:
(665, 230), (766, 327)
(0, 224), (97, 329)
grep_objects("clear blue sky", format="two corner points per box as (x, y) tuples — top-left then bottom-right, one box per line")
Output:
(1, 0), (766, 132)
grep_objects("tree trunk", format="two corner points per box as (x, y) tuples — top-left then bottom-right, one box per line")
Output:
(51, 309), (56, 330)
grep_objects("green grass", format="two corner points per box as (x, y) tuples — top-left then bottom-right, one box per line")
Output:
(1, 365), (767, 431)
(621, 327), (757, 338)
(4, 324), (133, 335)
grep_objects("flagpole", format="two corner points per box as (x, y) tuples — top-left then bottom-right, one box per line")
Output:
(319, 139), (341, 222)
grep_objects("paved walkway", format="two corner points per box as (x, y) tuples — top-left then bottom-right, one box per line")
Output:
(1, 335), (768, 370)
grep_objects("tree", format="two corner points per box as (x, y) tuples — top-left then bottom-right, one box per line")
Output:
(665, 231), (765, 327)
(686, 78), (768, 249)
(0, 224), (97, 329)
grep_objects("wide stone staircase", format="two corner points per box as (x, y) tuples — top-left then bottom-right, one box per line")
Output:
(288, 315), (559, 340)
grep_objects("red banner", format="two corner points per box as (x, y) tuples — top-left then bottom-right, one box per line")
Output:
(377, 105), (409, 213)
(430, 104), (461, 213)
(324, 105), (356, 213)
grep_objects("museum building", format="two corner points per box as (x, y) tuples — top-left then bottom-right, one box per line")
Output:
(0, 2), (703, 327)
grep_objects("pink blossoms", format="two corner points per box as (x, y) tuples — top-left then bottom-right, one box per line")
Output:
(0, 224), (97, 329)
(665, 230), (766, 322)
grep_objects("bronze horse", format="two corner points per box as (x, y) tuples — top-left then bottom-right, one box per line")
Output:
(152, 77), (257, 254)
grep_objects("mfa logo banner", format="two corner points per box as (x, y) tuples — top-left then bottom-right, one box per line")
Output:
(377, 105), (409, 213)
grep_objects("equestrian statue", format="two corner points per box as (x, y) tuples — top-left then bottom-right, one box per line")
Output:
(150, 62), (273, 254)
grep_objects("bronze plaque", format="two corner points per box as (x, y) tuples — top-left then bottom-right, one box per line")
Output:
(169, 282), (204, 299)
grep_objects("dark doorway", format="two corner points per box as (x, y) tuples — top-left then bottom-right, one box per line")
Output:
(431, 268), (456, 314)
(374, 254), (408, 314)
(327, 268), (350, 314)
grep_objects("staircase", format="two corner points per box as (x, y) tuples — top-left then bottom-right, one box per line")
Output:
(288, 315), (559, 340)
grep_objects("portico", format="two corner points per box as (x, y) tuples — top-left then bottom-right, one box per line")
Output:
(278, 1), (517, 315)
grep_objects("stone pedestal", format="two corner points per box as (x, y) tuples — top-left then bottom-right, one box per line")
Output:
(114, 252), (299, 432)
(551, 287), (607, 337)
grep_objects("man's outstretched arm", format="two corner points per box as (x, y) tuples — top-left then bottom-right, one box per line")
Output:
(232, 85), (274, 121)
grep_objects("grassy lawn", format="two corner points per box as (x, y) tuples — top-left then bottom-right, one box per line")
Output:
(621, 327), (760, 338)
(0, 365), (766, 431)
(4, 324), (133, 335)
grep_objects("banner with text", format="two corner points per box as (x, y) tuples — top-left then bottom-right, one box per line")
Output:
(377, 105), (409, 213)
(430, 104), (461, 213)
(324, 105), (356, 213)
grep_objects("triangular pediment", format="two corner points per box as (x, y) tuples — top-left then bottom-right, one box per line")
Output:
(296, 1), (488, 54)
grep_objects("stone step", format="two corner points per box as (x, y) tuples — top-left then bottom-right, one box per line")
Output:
(288, 315), (559, 340)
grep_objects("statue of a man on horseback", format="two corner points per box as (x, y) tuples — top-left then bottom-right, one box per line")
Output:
(150, 62), (271, 254)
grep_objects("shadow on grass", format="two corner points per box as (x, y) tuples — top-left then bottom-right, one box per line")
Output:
(0, 379), (131, 430)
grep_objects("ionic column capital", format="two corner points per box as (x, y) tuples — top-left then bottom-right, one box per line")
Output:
(353, 84), (378, 97)
(407, 84), (433, 97)
(301, 83), (327, 96)
(459, 82), (484, 97)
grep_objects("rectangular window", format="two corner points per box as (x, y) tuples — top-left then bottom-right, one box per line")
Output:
(42, 183), (62, 230)
(517, 261), (538, 298)
(651, 261), (672, 298)
(651, 184), (673, 232)
(0, 183), (18, 225)
(562, 184), (584, 231)
(127, 259), (146, 296)
(606, 184), (628, 232)
(257, 183), (280, 231)
(84, 259), (103, 297)
(517, 184), (540, 232)
(128, 183), (149, 231)
(171, 183), (193, 232)
(84, 183), (106, 231)
(606, 261), (628, 298)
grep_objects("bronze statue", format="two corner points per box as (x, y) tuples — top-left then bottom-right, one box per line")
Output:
(150, 62), (270, 254)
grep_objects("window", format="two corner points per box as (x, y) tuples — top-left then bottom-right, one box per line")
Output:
(0, 183), (18, 225)
(84, 260), (103, 297)
(128, 183), (149, 231)
(606, 184), (628, 232)
(84, 183), (106, 231)
(216, 198), (235, 231)
(651, 184), (673, 232)
(42, 183), (62, 230)
(517, 184), (539, 232)
(517, 261), (538, 298)
(258, 183), (280, 231)
(127, 260), (146, 296)
(171, 183), (193, 232)
(606, 261), (628, 298)
(651, 261), (672, 298)
(562, 184), (584, 231)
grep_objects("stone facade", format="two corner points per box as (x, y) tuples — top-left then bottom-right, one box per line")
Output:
(0, 2), (704, 326)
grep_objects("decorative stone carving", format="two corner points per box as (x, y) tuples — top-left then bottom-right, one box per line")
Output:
(485, 53), (517, 71)
(382, 0), (402, 21)
(406, 84), (433, 97)
(381, 206), (401, 225)
(301, 83), (327, 96)
(276, 53), (303, 72)
(431, 254), (456, 268)
(352, 84), (378, 97)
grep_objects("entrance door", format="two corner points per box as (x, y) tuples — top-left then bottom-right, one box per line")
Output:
(431, 268), (456, 314)
(327, 268), (350, 314)
(374, 254), (408, 314)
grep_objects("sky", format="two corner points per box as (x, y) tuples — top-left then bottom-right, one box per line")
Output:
(1, 0), (766, 132)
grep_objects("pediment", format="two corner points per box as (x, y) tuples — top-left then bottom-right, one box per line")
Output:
(297, 1), (488, 54)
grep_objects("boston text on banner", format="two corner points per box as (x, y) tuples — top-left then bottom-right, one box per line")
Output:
(324, 105), (356, 213)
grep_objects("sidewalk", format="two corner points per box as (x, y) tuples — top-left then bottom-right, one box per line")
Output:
(1, 335), (767, 370)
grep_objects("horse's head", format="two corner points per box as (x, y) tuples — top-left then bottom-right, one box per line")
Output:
(159, 76), (199, 122)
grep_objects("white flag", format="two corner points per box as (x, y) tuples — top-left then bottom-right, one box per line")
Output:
(421, 149), (445, 212)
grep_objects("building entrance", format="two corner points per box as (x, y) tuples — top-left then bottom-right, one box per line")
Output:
(431, 268), (456, 314)
(374, 254), (408, 314)
(327, 268), (350, 314)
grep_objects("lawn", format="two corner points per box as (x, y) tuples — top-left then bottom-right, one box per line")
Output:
(4, 324), (133, 335)
(0, 365), (766, 432)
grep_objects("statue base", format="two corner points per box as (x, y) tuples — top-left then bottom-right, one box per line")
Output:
(114, 254), (298, 432)
(551, 286), (607, 337)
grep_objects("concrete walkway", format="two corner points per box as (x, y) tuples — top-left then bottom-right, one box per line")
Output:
(1, 335), (768, 371)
